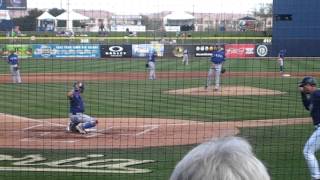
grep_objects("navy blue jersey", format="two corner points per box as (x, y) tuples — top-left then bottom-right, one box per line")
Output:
(69, 90), (85, 114)
(301, 90), (320, 125)
(278, 49), (286, 59)
(210, 50), (225, 64)
(147, 51), (156, 62)
(8, 53), (19, 65)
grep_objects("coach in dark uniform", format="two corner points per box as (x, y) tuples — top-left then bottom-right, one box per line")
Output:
(299, 76), (320, 180)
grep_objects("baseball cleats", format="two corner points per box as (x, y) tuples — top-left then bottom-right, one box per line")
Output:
(76, 124), (87, 134)
(66, 122), (71, 132)
(66, 122), (78, 133)
(66, 126), (71, 132)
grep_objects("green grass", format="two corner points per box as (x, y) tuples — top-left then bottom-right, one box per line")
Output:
(1, 58), (320, 73)
(0, 77), (309, 120)
(1, 58), (318, 120)
(242, 124), (313, 180)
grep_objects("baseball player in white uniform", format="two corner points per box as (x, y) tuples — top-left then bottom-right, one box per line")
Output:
(205, 47), (226, 91)
(147, 49), (157, 80)
(182, 49), (189, 65)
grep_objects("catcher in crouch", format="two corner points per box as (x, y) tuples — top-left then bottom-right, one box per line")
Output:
(66, 81), (97, 134)
(205, 46), (226, 91)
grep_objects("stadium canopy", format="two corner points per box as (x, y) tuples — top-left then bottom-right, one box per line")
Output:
(55, 10), (89, 31)
(37, 11), (56, 20)
(164, 11), (195, 20)
(37, 11), (56, 31)
(55, 10), (89, 21)
(163, 11), (195, 30)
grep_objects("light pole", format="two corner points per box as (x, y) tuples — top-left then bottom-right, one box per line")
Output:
(67, 0), (72, 32)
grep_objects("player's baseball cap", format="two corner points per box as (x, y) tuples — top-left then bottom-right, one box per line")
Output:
(299, 76), (317, 87)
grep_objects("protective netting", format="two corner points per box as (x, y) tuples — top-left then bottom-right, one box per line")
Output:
(1, 1), (319, 180)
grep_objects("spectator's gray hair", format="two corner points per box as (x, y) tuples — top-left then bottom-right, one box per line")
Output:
(170, 136), (270, 180)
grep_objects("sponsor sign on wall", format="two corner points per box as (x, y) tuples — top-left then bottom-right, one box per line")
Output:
(194, 45), (221, 57)
(225, 44), (256, 58)
(100, 45), (132, 58)
(1, 0), (27, 10)
(33, 44), (100, 58)
(164, 45), (195, 58)
(0, 44), (32, 58)
(255, 44), (270, 57)
(132, 44), (164, 58)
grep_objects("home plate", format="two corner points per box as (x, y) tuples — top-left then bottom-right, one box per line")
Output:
(282, 74), (291, 77)
(85, 128), (97, 132)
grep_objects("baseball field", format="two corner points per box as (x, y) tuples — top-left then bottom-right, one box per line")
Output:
(0, 57), (319, 180)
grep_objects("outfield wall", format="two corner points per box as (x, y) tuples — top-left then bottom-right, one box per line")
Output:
(0, 43), (271, 59)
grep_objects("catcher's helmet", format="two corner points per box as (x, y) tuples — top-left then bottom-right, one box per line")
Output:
(299, 76), (317, 87)
(74, 81), (85, 93)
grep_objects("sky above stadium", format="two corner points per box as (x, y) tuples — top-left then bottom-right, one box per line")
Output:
(28, 0), (272, 14)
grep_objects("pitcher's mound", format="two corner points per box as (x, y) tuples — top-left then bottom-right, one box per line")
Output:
(165, 86), (286, 96)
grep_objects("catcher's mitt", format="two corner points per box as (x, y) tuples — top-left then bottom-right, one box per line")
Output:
(145, 63), (149, 68)
(221, 67), (226, 74)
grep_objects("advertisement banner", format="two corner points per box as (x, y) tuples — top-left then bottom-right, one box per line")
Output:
(100, 45), (132, 58)
(255, 44), (271, 57)
(4, 0), (27, 10)
(194, 45), (221, 57)
(225, 44), (256, 59)
(164, 45), (195, 58)
(132, 44), (164, 58)
(0, 44), (32, 58)
(33, 44), (100, 58)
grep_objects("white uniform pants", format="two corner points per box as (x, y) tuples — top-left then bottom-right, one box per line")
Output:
(207, 63), (222, 89)
(278, 57), (284, 66)
(182, 54), (189, 65)
(9, 64), (21, 83)
(148, 61), (156, 80)
(303, 127), (320, 179)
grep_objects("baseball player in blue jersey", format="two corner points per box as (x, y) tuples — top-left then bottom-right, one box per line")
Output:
(278, 49), (286, 74)
(7, 50), (22, 83)
(66, 81), (97, 134)
(147, 49), (157, 80)
(299, 76), (320, 180)
(205, 46), (226, 91)
(182, 49), (189, 65)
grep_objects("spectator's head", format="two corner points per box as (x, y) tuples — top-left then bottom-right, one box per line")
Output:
(170, 136), (270, 180)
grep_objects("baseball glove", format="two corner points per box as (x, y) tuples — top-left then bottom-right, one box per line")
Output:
(221, 68), (226, 74)
(145, 63), (149, 68)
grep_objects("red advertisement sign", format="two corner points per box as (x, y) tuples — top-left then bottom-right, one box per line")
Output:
(225, 44), (256, 58)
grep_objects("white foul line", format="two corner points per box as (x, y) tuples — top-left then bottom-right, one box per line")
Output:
(20, 138), (79, 143)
